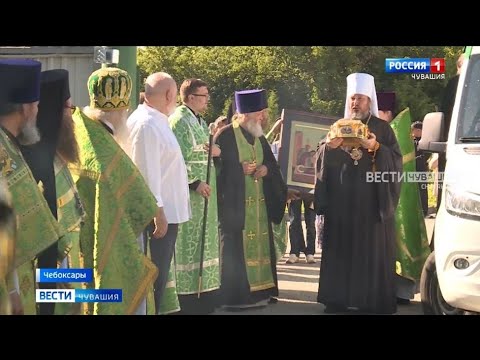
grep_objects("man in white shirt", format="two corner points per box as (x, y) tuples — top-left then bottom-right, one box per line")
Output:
(126, 72), (191, 314)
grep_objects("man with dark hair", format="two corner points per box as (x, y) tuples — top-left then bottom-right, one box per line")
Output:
(169, 78), (220, 314)
(216, 89), (298, 310)
(0, 59), (63, 315)
(21, 69), (85, 315)
(377, 91), (396, 123)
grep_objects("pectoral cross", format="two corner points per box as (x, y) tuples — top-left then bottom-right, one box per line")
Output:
(245, 197), (255, 206)
(247, 231), (256, 240)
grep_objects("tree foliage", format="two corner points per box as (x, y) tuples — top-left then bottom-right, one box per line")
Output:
(138, 46), (463, 127)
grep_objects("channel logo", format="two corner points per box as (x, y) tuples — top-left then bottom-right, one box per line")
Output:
(385, 58), (445, 74)
(36, 289), (122, 303)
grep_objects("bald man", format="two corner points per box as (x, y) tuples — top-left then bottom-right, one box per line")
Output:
(126, 72), (191, 315)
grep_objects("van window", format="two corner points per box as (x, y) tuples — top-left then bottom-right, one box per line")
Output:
(456, 54), (480, 142)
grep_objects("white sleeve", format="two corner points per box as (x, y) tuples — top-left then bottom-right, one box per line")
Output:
(131, 124), (163, 208)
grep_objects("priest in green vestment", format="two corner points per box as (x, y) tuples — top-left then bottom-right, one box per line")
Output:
(0, 59), (65, 315)
(169, 78), (220, 314)
(0, 178), (16, 315)
(377, 92), (431, 304)
(69, 67), (158, 315)
(389, 107), (430, 304)
(215, 89), (295, 309)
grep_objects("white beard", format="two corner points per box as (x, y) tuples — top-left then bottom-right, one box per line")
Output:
(112, 111), (131, 153)
(17, 120), (40, 145)
(113, 125), (130, 153)
(245, 120), (264, 138)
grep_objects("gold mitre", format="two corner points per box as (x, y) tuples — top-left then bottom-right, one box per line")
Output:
(87, 67), (132, 111)
(329, 118), (370, 147)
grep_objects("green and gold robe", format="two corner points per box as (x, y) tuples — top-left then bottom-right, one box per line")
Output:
(70, 108), (158, 315)
(0, 180), (16, 315)
(157, 257), (180, 314)
(53, 155), (86, 315)
(271, 220), (287, 263)
(169, 105), (220, 301)
(232, 123), (274, 291)
(215, 122), (288, 306)
(390, 108), (430, 295)
(143, 227), (180, 315)
(0, 128), (63, 314)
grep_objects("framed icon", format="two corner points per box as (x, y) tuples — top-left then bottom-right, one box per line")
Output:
(278, 109), (337, 193)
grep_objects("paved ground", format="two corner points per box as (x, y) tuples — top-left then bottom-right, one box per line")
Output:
(214, 218), (434, 315)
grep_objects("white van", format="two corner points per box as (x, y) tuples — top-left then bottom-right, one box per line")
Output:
(419, 46), (480, 315)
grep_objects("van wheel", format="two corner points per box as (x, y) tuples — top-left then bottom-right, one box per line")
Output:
(420, 251), (467, 315)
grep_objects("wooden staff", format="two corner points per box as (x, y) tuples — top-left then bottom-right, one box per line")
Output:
(198, 124), (215, 298)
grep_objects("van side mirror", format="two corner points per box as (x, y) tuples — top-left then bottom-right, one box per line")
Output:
(418, 112), (447, 153)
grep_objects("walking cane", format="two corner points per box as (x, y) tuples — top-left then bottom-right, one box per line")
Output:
(198, 124), (215, 298)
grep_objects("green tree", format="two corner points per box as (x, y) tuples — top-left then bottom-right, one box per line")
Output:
(267, 90), (280, 131)
(222, 96), (233, 118)
(138, 46), (463, 124)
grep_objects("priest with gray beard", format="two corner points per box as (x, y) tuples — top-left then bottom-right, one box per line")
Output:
(314, 73), (403, 314)
(215, 89), (299, 310)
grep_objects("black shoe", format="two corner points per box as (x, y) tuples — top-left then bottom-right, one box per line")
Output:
(223, 306), (249, 312)
(396, 298), (411, 305)
(268, 297), (278, 304)
(323, 304), (347, 314)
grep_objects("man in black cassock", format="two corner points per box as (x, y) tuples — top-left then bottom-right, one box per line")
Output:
(377, 91), (396, 123)
(314, 73), (402, 314)
(215, 89), (297, 309)
(20, 69), (76, 315)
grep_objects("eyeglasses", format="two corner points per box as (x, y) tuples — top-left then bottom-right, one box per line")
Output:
(191, 94), (210, 99)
